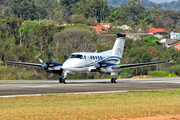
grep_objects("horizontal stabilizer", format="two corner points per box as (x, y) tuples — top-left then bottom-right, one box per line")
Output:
(98, 33), (153, 36)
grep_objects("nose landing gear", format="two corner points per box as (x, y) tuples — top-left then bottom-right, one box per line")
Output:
(59, 70), (67, 84)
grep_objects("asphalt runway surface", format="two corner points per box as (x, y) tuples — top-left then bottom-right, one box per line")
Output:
(0, 78), (180, 97)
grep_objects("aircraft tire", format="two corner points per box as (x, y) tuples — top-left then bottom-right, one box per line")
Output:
(63, 78), (67, 84)
(114, 78), (118, 83)
(59, 78), (62, 83)
(111, 78), (114, 83)
(111, 78), (118, 83)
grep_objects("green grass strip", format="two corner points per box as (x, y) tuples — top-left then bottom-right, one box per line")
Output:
(0, 89), (180, 119)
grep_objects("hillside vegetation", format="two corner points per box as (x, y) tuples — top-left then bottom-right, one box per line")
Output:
(0, 0), (180, 80)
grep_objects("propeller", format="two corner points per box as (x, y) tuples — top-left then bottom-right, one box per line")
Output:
(35, 53), (43, 64)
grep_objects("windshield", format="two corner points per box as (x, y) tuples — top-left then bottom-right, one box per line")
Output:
(69, 54), (83, 59)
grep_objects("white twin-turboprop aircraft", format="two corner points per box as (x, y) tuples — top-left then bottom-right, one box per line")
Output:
(1, 33), (178, 84)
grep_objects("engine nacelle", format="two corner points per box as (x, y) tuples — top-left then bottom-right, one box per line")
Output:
(94, 62), (100, 69)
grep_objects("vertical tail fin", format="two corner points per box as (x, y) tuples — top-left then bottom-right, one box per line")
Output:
(112, 36), (125, 58)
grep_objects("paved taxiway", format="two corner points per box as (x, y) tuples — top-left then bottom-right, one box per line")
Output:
(0, 78), (180, 97)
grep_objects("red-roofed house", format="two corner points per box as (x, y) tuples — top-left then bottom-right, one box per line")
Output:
(124, 28), (133, 33)
(90, 23), (111, 33)
(90, 26), (108, 33)
(147, 28), (167, 35)
(98, 23), (111, 28)
(147, 28), (167, 38)
(172, 42), (180, 50)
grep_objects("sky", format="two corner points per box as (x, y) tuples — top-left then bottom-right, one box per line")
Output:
(150, 0), (178, 3)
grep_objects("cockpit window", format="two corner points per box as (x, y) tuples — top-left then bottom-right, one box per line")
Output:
(75, 55), (83, 59)
(69, 54), (75, 58)
(69, 54), (83, 59)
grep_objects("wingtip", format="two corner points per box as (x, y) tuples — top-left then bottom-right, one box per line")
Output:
(1, 55), (4, 62)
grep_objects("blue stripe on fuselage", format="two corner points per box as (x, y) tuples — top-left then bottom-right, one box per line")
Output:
(48, 62), (63, 66)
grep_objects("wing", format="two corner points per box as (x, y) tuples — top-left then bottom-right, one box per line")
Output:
(1, 55), (42, 67)
(112, 56), (178, 70)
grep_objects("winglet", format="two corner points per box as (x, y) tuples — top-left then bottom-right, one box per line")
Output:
(1, 55), (4, 62)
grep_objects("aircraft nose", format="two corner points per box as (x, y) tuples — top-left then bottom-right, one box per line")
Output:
(62, 60), (72, 70)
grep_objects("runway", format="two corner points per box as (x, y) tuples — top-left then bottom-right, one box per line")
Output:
(0, 78), (180, 97)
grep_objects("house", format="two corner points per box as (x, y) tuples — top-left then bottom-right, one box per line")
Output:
(159, 39), (178, 47)
(172, 42), (180, 50)
(111, 25), (131, 30)
(147, 28), (167, 38)
(90, 26), (108, 33)
(90, 23), (111, 33)
(124, 28), (133, 33)
(98, 23), (111, 28)
(170, 31), (180, 39)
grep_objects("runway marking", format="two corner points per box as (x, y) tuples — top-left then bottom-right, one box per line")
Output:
(65, 90), (128, 94)
(0, 90), (128, 98)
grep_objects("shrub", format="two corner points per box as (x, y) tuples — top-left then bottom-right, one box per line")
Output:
(120, 69), (132, 78)
(149, 71), (176, 77)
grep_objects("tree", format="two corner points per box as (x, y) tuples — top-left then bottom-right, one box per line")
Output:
(141, 36), (160, 47)
(10, 0), (47, 20)
(4, 17), (22, 40)
(60, 0), (80, 11)
(123, 0), (145, 25)
(71, 0), (91, 18)
(53, 28), (96, 61)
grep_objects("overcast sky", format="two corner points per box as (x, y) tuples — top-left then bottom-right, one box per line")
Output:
(150, 0), (177, 3)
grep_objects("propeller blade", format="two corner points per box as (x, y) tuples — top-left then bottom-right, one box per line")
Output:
(38, 58), (44, 64)
(35, 53), (44, 64)
(50, 56), (55, 62)
(34, 69), (38, 76)
(35, 53), (41, 59)
(48, 73), (53, 79)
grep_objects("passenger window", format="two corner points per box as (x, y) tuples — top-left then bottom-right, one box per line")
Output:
(95, 56), (97, 59)
(84, 56), (86, 59)
(90, 56), (92, 59)
(100, 56), (102, 59)
(98, 56), (100, 59)
(93, 56), (95, 59)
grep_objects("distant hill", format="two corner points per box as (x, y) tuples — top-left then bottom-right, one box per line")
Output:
(105, 0), (180, 10)
(105, 0), (154, 8)
(161, 1), (180, 10)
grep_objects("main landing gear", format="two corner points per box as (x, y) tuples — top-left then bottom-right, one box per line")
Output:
(59, 78), (67, 84)
(111, 76), (118, 83)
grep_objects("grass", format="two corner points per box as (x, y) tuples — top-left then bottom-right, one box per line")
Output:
(1, 89), (180, 119)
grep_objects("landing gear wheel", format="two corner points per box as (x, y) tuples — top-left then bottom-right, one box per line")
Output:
(111, 78), (118, 83)
(114, 78), (118, 83)
(59, 78), (63, 83)
(111, 78), (114, 83)
(63, 78), (67, 84)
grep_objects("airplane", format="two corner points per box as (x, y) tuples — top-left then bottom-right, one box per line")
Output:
(1, 33), (178, 84)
